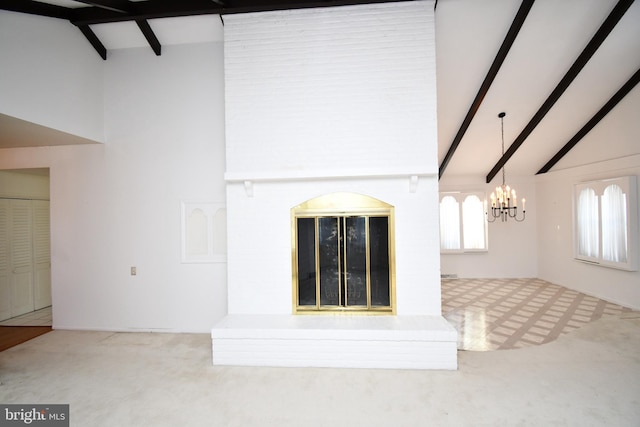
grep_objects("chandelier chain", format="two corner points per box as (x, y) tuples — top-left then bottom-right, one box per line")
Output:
(501, 114), (506, 187)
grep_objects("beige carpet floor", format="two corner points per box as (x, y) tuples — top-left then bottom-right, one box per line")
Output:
(1, 314), (639, 426)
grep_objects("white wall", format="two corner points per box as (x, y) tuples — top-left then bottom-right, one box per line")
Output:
(224, 2), (441, 316)
(439, 175), (538, 278)
(0, 27), (228, 331)
(537, 155), (640, 309)
(0, 11), (104, 143)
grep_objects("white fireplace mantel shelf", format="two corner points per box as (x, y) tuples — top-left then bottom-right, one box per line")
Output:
(224, 169), (438, 183)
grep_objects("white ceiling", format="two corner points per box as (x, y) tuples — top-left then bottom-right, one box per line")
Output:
(0, 114), (99, 148)
(2, 0), (639, 180)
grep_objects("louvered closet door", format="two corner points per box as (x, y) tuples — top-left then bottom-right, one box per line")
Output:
(33, 200), (51, 310)
(0, 200), (10, 321)
(10, 200), (35, 317)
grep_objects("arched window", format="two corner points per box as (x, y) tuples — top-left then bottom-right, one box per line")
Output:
(574, 176), (637, 271)
(439, 192), (487, 253)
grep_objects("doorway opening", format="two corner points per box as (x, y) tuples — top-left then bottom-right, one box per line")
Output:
(0, 168), (52, 327)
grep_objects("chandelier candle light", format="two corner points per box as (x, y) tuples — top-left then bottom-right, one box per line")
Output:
(487, 112), (526, 222)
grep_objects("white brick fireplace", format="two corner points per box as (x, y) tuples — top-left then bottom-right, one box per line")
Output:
(211, 0), (457, 369)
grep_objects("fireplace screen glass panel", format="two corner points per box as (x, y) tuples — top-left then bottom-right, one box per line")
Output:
(295, 215), (391, 312)
(345, 216), (367, 306)
(297, 217), (317, 306)
(319, 217), (340, 306)
(369, 216), (390, 307)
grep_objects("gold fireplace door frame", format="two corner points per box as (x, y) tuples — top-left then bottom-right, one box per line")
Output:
(291, 192), (396, 315)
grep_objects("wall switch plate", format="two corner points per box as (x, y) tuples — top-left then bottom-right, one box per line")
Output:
(131, 266), (137, 276)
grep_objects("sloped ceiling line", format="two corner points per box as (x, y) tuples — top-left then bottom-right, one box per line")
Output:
(536, 67), (640, 175)
(438, 0), (535, 180)
(485, 0), (636, 184)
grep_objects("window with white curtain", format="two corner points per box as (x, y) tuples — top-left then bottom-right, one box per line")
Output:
(574, 176), (638, 271)
(440, 192), (487, 253)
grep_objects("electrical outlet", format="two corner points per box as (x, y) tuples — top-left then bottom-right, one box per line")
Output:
(131, 266), (137, 276)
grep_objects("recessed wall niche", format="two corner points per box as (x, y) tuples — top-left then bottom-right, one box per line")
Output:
(181, 202), (227, 263)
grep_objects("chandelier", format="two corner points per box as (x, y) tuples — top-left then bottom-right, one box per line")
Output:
(487, 112), (526, 222)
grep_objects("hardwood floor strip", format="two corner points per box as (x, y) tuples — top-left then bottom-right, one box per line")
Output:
(0, 326), (52, 352)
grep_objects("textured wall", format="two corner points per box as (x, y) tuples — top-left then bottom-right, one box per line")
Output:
(224, 1), (437, 177)
(224, 1), (441, 316)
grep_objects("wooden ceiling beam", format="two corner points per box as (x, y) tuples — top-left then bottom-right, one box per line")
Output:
(2, 0), (408, 58)
(72, 0), (134, 14)
(214, 0), (401, 15)
(0, 0), (72, 19)
(1, 0), (412, 26)
(73, 0), (164, 56)
(136, 19), (162, 56)
(536, 67), (640, 175)
(485, 0), (635, 184)
(78, 24), (107, 60)
(67, 0), (409, 25)
(69, 0), (227, 25)
(438, 0), (535, 180)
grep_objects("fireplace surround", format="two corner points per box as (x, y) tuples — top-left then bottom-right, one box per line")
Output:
(211, 176), (458, 370)
(211, 0), (457, 369)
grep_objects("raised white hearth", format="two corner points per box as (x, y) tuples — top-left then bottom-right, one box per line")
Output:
(212, 315), (457, 370)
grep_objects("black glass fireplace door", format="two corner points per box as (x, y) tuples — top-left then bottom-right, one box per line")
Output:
(296, 215), (391, 311)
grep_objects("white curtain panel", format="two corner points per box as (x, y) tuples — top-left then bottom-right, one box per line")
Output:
(439, 196), (460, 250)
(462, 195), (485, 250)
(577, 187), (599, 258)
(602, 184), (628, 263)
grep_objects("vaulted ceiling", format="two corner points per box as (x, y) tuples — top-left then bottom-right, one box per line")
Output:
(1, 0), (639, 180)
(437, 0), (639, 182)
